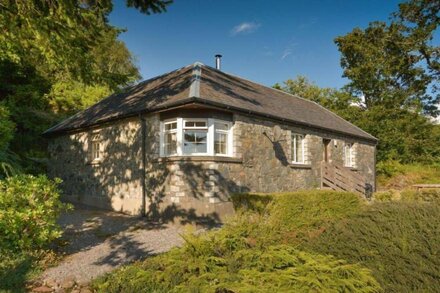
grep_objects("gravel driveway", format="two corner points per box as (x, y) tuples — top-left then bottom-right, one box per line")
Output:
(38, 205), (184, 288)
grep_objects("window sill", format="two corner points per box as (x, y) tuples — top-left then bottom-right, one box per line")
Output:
(156, 156), (243, 164)
(88, 159), (102, 165)
(345, 166), (359, 171)
(290, 163), (312, 169)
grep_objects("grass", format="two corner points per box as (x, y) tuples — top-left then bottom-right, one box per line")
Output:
(377, 162), (440, 190)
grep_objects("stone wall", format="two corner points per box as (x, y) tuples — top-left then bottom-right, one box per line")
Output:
(48, 117), (143, 215)
(48, 110), (376, 222)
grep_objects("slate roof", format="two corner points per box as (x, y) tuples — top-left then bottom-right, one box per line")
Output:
(44, 62), (377, 142)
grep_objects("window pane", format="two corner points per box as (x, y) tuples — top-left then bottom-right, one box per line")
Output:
(292, 134), (304, 163)
(215, 132), (227, 155)
(184, 121), (206, 128)
(296, 135), (304, 162)
(165, 122), (177, 131)
(165, 132), (177, 155)
(92, 141), (100, 160)
(184, 131), (207, 153)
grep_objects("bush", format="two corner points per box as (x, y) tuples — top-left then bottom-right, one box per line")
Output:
(94, 237), (380, 293)
(0, 175), (69, 252)
(301, 201), (440, 292)
(267, 190), (362, 235)
(94, 191), (380, 292)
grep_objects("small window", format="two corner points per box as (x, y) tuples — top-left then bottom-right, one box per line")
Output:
(91, 132), (102, 161)
(344, 143), (355, 167)
(164, 121), (177, 156)
(214, 122), (230, 155)
(184, 120), (207, 128)
(292, 134), (305, 164)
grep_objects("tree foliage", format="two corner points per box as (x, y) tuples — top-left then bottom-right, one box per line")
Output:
(0, 0), (171, 172)
(335, 0), (439, 115)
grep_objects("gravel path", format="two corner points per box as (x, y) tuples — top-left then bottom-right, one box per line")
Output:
(39, 206), (184, 288)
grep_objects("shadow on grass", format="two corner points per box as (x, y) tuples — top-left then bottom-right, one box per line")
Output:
(0, 253), (36, 293)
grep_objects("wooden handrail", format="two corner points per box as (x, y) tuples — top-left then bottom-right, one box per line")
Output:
(321, 161), (367, 196)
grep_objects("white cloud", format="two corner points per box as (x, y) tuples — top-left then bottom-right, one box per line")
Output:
(231, 22), (260, 36)
(281, 49), (293, 60)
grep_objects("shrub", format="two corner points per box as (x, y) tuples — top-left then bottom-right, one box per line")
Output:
(400, 189), (440, 203)
(231, 193), (274, 214)
(94, 191), (380, 292)
(301, 201), (440, 292)
(266, 191), (363, 243)
(94, 238), (380, 293)
(0, 175), (70, 252)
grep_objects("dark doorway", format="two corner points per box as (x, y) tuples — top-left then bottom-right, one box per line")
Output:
(323, 139), (331, 162)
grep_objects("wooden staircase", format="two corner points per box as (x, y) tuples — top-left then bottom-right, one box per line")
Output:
(321, 161), (368, 196)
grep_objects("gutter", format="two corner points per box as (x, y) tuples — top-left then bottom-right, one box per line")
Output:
(140, 114), (147, 217)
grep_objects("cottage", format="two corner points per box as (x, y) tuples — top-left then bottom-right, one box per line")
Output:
(44, 60), (377, 223)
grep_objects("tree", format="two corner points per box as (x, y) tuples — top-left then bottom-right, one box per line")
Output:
(335, 0), (439, 116)
(274, 76), (362, 121)
(0, 0), (173, 172)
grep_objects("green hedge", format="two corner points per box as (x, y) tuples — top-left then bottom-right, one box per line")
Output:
(301, 201), (440, 292)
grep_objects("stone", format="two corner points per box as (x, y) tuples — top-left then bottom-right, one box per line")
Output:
(32, 286), (53, 293)
(60, 277), (75, 289)
(44, 278), (58, 288)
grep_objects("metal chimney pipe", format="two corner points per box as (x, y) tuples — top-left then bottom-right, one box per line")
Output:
(215, 54), (222, 70)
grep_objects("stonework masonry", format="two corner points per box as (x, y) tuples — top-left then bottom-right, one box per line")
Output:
(48, 110), (376, 223)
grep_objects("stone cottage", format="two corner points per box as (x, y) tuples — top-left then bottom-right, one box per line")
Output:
(44, 61), (377, 223)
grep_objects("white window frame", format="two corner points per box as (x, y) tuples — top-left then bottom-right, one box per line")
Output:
(91, 131), (102, 162)
(291, 133), (306, 164)
(182, 118), (209, 156)
(344, 142), (355, 167)
(160, 117), (233, 157)
(163, 120), (178, 156)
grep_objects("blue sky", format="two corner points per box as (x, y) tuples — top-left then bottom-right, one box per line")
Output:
(109, 0), (403, 89)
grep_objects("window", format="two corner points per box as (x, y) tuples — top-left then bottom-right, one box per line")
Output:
(91, 132), (102, 161)
(160, 118), (232, 157)
(291, 134), (305, 164)
(214, 122), (229, 155)
(164, 121), (177, 155)
(344, 142), (355, 167)
(183, 120), (208, 154)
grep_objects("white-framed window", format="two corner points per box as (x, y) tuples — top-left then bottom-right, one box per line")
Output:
(91, 132), (102, 161)
(183, 119), (208, 155)
(163, 120), (178, 156)
(160, 118), (232, 157)
(291, 133), (306, 164)
(214, 121), (229, 155)
(344, 142), (355, 167)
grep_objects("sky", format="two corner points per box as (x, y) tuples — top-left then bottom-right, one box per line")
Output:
(109, 0), (404, 89)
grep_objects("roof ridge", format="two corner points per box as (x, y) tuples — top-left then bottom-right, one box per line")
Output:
(189, 62), (202, 98)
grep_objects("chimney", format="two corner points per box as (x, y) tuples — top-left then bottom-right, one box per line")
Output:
(215, 54), (222, 70)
